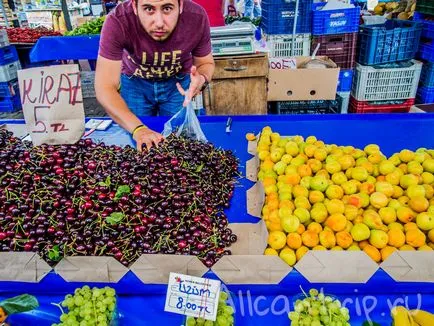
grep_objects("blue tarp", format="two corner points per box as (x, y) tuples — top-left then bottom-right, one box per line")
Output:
(30, 36), (100, 63)
(2, 114), (434, 325)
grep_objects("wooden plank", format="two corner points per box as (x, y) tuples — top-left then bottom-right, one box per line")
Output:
(213, 53), (268, 80)
(205, 76), (267, 115)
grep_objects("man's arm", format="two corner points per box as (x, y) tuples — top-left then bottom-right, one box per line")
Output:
(177, 53), (215, 106)
(194, 53), (215, 84)
(95, 56), (163, 150)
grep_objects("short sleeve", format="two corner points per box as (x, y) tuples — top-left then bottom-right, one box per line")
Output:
(98, 14), (125, 61)
(192, 14), (212, 58)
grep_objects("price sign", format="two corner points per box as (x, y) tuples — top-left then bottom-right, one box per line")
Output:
(164, 272), (221, 321)
(269, 58), (297, 70)
(18, 64), (85, 146)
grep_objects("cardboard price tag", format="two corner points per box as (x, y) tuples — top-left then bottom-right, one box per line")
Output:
(164, 272), (221, 321)
(18, 64), (85, 146)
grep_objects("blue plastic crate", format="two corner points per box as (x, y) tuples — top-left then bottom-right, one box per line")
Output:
(0, 46), (19, 66)
(260, 0), (313, 34)
(417, 86), (434, 104)
(312, 3), (361, 35)
(0, 79), (19, 98)
(357, 19), (423, 65)
(337, 69), (354, 92)
(0, 93), (21, 113)
(413, 12), (434, 40)
(418, 40), (434, 62)
(420, 61), (434, 87)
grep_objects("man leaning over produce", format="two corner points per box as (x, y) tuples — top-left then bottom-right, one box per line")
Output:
(95, 0), (215, 150)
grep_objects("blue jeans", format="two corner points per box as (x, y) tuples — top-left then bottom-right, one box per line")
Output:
(120, 73), (190, 116)
(244, 0), (261, 18)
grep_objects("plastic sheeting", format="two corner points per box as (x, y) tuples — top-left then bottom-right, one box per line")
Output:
(29, 36), (100, 63)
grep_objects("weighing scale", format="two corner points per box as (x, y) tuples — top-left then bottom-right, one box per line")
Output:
(210, 23), (256, 56)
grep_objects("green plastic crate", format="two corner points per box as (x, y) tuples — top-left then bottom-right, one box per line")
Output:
(417, 0), (434, 16)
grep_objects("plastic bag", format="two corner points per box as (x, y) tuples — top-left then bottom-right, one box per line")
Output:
(162, 102), (207, 142)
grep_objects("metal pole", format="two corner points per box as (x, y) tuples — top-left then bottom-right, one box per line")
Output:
(61, 0), (72, 30)
(291, 0), (299, 57)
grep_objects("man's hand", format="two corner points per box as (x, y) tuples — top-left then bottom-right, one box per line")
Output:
(133, 127), (164, 152)
(176, 66), (206, 107)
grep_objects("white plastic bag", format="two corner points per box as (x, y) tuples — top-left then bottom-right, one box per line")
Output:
(162, 102), (207, 142)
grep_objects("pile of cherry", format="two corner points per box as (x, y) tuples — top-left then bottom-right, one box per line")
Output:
(0, 130), (239, 267)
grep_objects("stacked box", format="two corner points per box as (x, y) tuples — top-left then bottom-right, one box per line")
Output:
(260, 0), (313, 35)
(351, 61), (422, 113)
(0, 33), (22, 112)
(352, 20), (423, 112)
(311, 2), (360, 109)
(266, 33), (311, 58)
(414, 12), (434, 104)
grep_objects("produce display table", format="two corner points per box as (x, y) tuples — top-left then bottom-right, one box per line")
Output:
(29, 36), (100, 63)
(2, 114), (434, 326)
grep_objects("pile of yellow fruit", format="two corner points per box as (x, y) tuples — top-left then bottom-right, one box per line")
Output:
(250, 127), (434, 266)
(373, 0), (416, 20)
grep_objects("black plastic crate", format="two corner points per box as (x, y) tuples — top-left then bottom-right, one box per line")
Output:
(268, 99), (341, 114)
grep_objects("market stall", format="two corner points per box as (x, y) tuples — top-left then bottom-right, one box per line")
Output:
(2, 114), (434, 325)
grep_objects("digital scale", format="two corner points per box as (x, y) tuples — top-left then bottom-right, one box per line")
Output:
(210, 23), (256, 56)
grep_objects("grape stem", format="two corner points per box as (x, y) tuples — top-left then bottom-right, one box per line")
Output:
(51, 302), (65, 315)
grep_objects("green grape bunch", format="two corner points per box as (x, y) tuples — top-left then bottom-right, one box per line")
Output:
(52, 285), (117, 326)
(288, 288), (351, 326)
(186, 291), (235, 326)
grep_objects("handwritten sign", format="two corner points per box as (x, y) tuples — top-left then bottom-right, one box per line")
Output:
(269, 58), (297, 70)
(18, 64), (85, 146)
(164, 272), (221, 321)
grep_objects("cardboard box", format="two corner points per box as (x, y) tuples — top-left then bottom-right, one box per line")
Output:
(267, 56), (340, 101)
(410, 104), (434, 113)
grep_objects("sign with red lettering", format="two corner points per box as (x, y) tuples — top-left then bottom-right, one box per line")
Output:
(18, 64), (85, 146)
(269, 58), (297, 70)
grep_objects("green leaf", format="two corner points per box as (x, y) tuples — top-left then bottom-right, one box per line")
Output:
(115, 185), (130, 199)
(98, 176), (111, 187)
(48, 245), (60, 261)
(196, 164), (204, 172)
(106, 212), (125, 225)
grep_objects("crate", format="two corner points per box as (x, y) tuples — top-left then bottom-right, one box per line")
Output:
(260, 0), (313, 35)
(417, 86), (434, 104)
(0, 60), (21, 83)
(312, 3), (360, 36)
(0, 92), (21, 113)
(266, 33), (311, 57)
(270, 99), (341, 114)
(352, 60), (422, 101)
(418, 40), (434, 62)
(80, 71), (95, 98)
(357, 20), (423, 65)
(312, 33), (357, 69)
(417, 0), (434, 16)
(0, 29), (9, 48)
(0, 79), (18, 98)
(413, 12), (434, 40)
(420, 61), (434, 87)
(0, 45), (18, 66)
(337, 69), (354, 92)
(349, 96), (415, 113)
(337, 91), (351, 114)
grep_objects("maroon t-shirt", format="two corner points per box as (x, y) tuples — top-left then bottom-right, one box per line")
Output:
(99, 0), (212, 79)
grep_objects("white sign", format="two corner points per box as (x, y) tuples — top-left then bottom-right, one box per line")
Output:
(18, 64), (85, 146)
(164, 272), (221, 321)
(269, 58), (297, 70)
